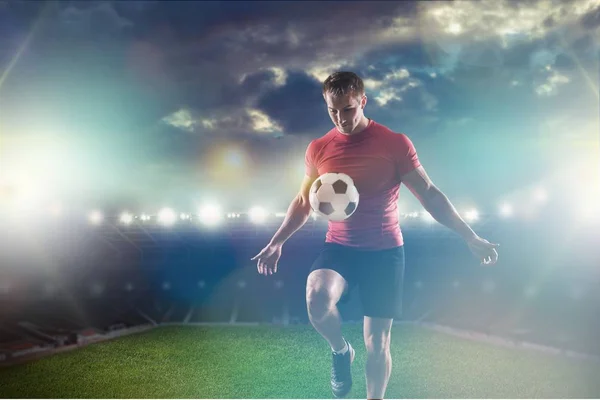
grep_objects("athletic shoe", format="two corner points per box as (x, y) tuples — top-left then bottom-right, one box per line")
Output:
(331, 339), (355, 398)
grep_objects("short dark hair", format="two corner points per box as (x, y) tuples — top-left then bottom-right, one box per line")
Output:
(322, 71), (365, 98)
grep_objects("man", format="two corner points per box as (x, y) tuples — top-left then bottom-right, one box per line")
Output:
(251, 71), (499, 399)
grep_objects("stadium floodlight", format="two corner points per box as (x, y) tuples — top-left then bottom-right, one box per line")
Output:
(140, 214), (150, 221)
(158, 208), (177, 225)
(180, 213), (190, 220)
(88, 210), (103, 225)
(249, 206), (268, 224)
(199, 204), (222, 226)
(499, 203), (513, 217)
(120, 212), (133, 224)
(464, 209), (479, 222)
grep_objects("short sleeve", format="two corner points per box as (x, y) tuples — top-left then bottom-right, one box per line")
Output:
(395, 133), (421, 178)
(304, 140), (319, 178)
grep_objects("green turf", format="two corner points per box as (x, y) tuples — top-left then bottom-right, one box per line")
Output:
(1, 324), (599, 398)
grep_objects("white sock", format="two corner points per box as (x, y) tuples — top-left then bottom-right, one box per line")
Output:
(333, 339), (349, 355)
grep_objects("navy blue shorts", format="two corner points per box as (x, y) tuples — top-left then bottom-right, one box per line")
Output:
(309, 242), (405, 319)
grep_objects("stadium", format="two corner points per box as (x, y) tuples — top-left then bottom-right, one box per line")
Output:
(1, 0), (600, 398)
(1, 183), (599, 398)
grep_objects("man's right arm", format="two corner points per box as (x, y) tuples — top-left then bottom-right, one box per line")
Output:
(268, 174), (317, 247)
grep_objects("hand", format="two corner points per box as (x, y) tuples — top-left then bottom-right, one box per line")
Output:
(466, 236), (499, 265)
(251, 242), (282, 276)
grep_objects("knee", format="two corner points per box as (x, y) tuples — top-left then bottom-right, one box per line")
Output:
(306, 287), (334, 320)
(365, 333), (391, 355)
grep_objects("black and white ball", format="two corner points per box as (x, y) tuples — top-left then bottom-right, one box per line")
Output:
(309, 172), (359, 221)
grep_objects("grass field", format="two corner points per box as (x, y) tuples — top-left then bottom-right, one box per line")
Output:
(1, 324), (599, 399)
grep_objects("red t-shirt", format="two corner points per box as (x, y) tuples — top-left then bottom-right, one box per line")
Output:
(305, 119), (421, 250)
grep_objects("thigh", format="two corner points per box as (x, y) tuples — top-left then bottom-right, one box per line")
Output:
(357, 246), (405, 319)
(308, 243), (357, 303)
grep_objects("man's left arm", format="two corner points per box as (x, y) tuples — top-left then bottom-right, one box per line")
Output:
(401, 166), (500, 265)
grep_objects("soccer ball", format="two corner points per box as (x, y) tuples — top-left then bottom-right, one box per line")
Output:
(309, 172), (359, 221)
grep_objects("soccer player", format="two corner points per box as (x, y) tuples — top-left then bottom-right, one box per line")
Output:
(251, 71), (499, 399)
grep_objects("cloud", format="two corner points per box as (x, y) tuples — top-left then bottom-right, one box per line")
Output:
(361, 68), (426, 107)
(255, 71), (330, 136)
(162, 106), (284, 137)
(580, 3), (600, 29)
(247, 109), (283, 133)
(374, 89), (402, 107)
(57, 1), (133, 37)
(2, 0), (599, 210)
(162, 109), (196, 133)
(534, 66), (571, 96)
(35, 0), (592, 140)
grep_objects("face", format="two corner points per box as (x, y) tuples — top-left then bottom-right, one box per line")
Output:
(324, 91), (367, 134)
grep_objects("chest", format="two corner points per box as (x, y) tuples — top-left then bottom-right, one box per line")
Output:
(315, 140), (399, 194)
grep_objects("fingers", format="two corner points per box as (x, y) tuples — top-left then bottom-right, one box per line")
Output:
(255, 260), (277, 276)
(492, 249), (499, 263)
(256, 259), (271, 276)
(480, 249), (499, 265)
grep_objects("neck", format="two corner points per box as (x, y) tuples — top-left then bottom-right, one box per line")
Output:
(349, 116), (370, 135)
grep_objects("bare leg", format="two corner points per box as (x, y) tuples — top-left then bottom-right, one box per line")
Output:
(306, 269), (348, 351)
(364, 316), (393, 399)
(308, 301), (346, 351)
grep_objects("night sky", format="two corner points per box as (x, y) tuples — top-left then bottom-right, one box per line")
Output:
(1, 0), (598, 217)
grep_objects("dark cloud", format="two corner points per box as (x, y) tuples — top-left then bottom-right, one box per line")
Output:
(580, 4), (600, 29)
(570, 33), (598, 57)
(543, 15), (557, 29)
(131, 1), (413, 42)
(56, 1), (133, 38)
(1, 0), (597, 211)
(106, 1), (417, 124)
(502, 39), (547, 71)
(240, 69), (279, 97)
(554, 53), (577, 70)
(256, 71), (331, 136)
(360, 41), (441, 74)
